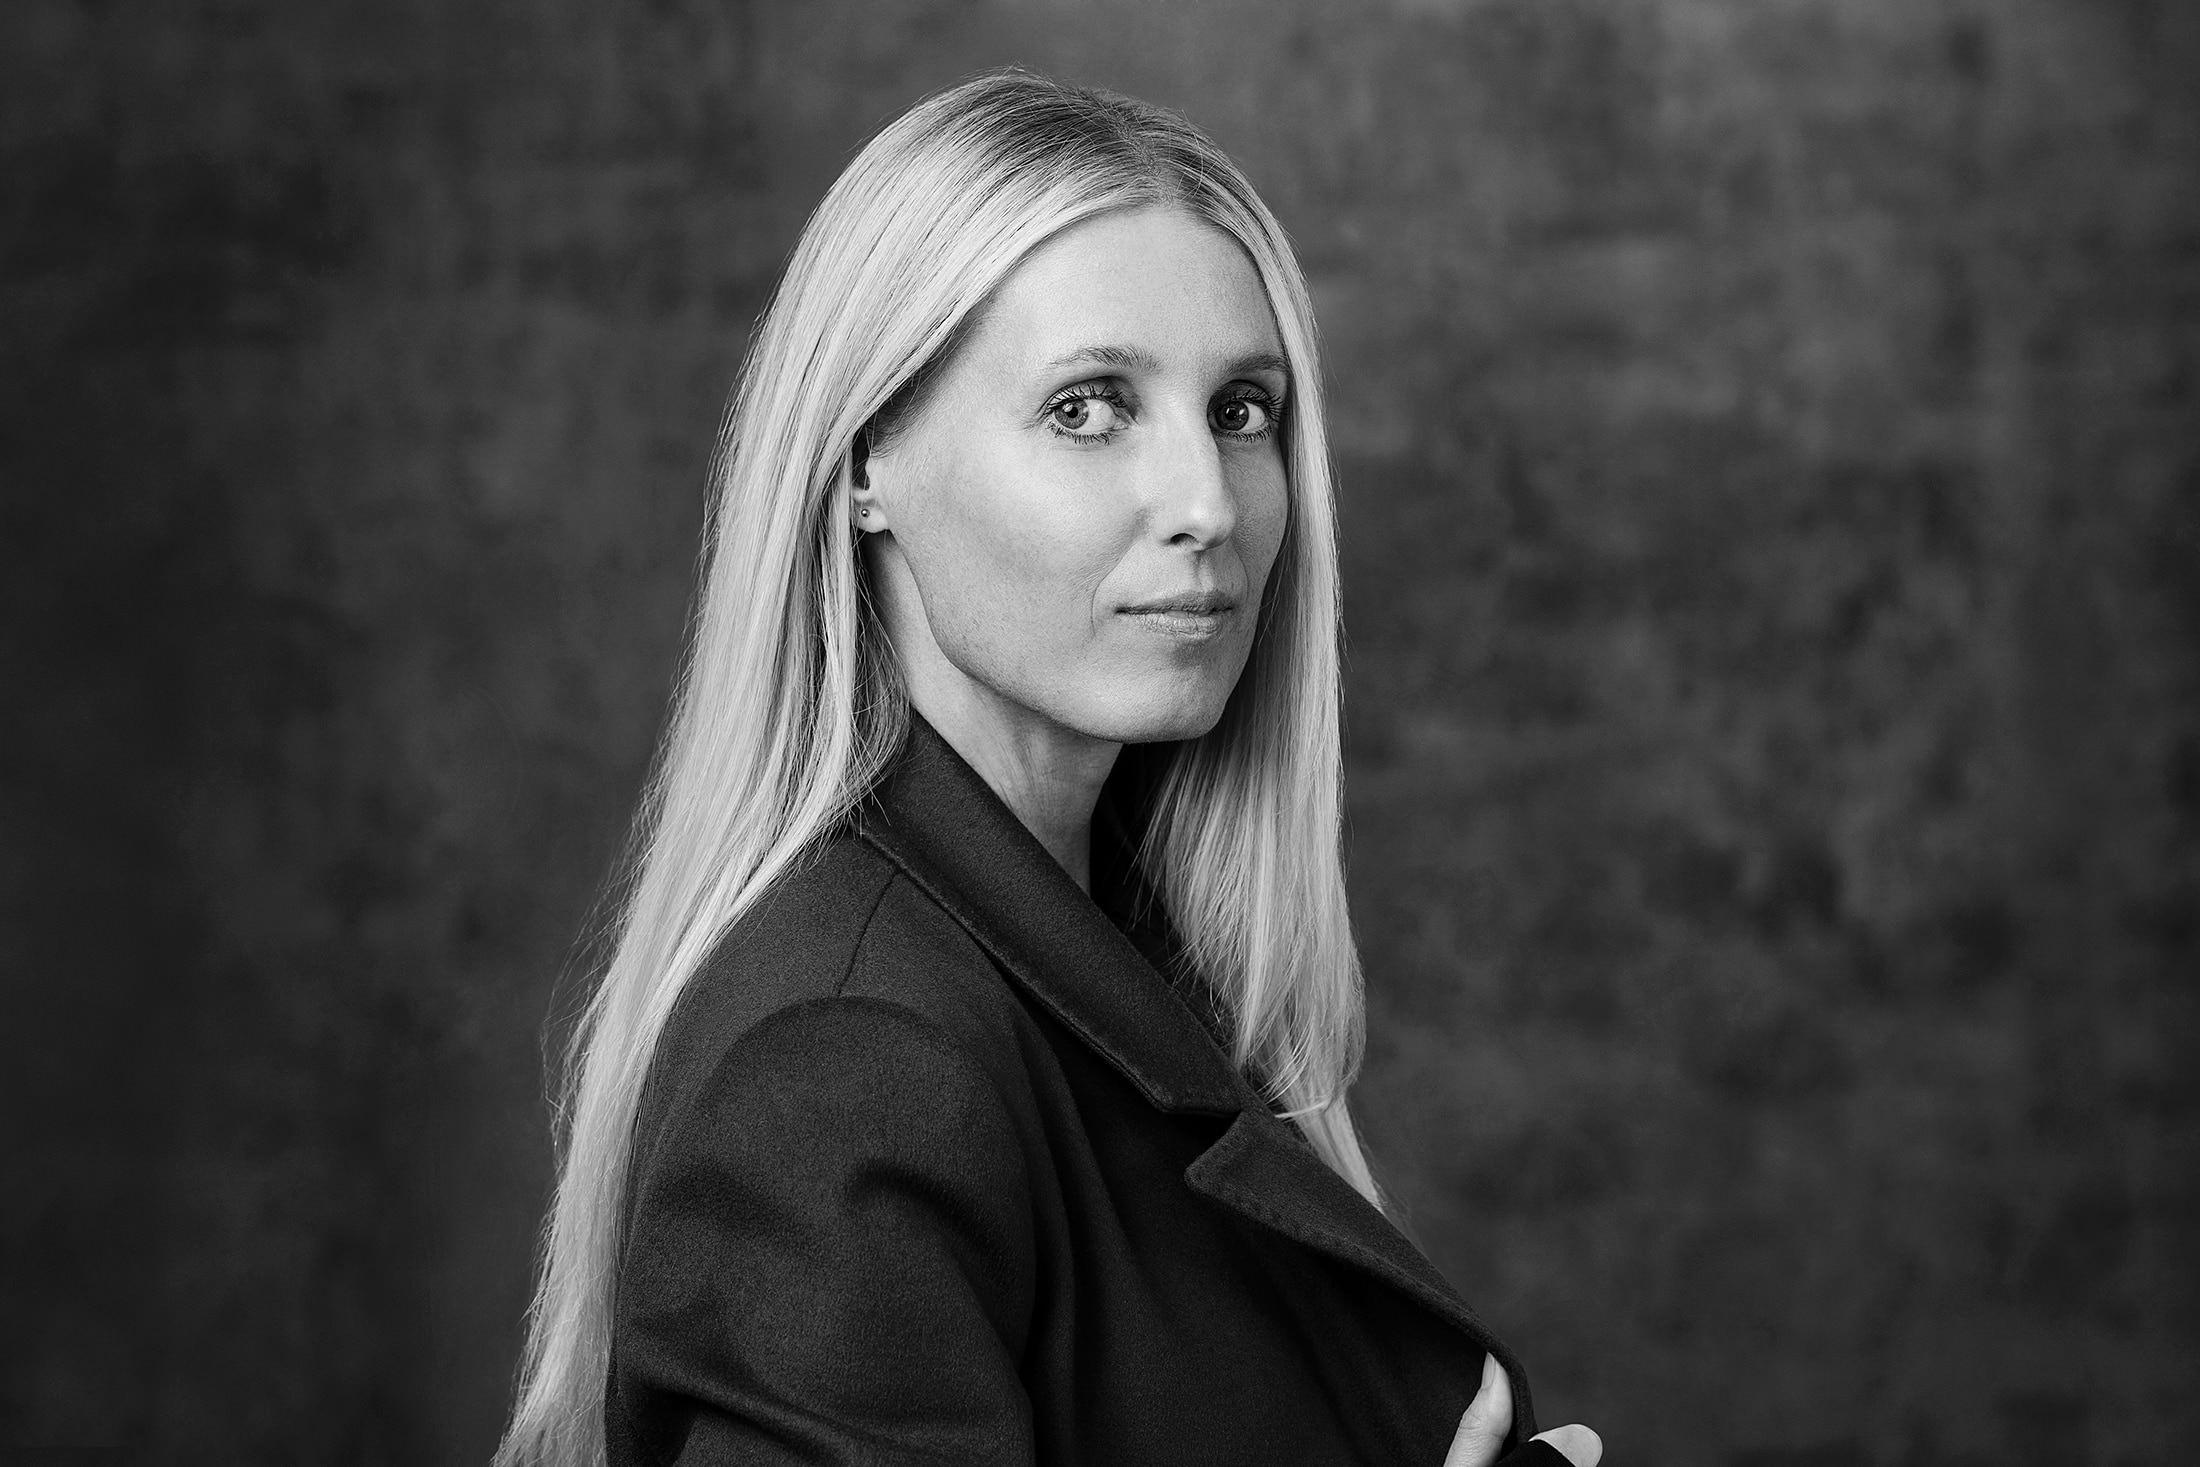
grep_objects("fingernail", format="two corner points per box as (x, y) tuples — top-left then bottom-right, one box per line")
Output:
(1482, 1353), (1501, 1389)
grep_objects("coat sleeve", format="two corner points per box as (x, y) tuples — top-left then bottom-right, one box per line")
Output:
(610, 996), (1039, 1466)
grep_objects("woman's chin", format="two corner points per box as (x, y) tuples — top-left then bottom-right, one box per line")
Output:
(1060, 678), (1237, 747)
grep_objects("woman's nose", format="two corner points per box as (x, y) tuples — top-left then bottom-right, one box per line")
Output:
(1149, 413), (1236, 550)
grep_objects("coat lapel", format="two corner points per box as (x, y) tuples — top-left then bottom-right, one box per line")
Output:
(857, 718), (1240, 1115)
(857, 718), (1527, 1399)
(1185, 1107), (1534, 1422)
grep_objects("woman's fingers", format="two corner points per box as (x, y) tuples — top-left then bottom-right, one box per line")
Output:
(1442, 1353), (1515, 1467)
(1530, 1424), (1604, 1467)
(1441, 1354), (1604, 1467)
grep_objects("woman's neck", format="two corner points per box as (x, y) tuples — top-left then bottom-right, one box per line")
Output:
(903, 677), (1121, 893)
(867, 538), (1122, 891)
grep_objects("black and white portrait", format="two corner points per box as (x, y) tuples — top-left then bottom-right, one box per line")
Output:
(5, 4), (2194, 1464)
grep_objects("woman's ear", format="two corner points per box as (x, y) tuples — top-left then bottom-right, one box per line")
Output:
(849, 430), (891, 533)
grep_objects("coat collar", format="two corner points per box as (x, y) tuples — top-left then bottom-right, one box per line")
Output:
(856, 714), (1245, 1115)
(853, 716), (1533, 1403)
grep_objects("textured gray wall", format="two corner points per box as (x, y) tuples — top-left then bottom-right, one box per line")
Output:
(3, 2), (2194, 1464)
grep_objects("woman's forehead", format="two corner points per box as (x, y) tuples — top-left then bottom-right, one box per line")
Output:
(968, 207), (1286, 379)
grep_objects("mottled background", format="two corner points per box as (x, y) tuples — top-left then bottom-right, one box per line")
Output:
(3, 0), (2194, 1463)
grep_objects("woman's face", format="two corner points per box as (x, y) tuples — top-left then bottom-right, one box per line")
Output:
(860, 206), (1292, 751)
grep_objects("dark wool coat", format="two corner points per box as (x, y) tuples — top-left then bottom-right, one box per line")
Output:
(607, 718), (1552, 1466)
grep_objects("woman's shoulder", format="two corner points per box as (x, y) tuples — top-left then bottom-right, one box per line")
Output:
(636, 828), (1036, 1153)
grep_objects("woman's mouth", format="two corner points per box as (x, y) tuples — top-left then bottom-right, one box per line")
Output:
(1118, 591), (1238, 643)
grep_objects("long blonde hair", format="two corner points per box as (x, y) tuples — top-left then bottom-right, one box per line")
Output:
(497, 69), (1374, 1467)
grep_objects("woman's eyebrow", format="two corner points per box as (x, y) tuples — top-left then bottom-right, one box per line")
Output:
(1039, 343), (1162, 375)
(1227, 349), (1291, 381)
(1038, 344), (1292, 380)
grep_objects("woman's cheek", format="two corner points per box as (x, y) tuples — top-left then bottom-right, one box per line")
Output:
(1245, 475), (1292, 587)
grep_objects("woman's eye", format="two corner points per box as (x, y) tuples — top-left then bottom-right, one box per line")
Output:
(1211, 393), (1276, 437)
(1047, 392), (1124, 437)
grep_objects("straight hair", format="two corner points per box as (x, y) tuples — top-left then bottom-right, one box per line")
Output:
(497, 68), (1374, 1467)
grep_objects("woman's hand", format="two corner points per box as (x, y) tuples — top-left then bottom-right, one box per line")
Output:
(1443, 1354), (1604, 1467)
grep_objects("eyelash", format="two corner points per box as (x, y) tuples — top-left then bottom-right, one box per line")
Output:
(1038, 382), (1288, 444)
(1041, 383), (1131, 443)
(1216, 386), (1285, 442)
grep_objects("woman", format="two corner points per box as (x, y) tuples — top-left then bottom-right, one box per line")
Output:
(497, 70), (1602, 1467)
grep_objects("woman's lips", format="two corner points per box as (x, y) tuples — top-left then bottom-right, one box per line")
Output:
(1118, 591), (1239, 643)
